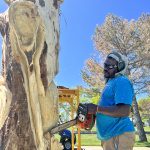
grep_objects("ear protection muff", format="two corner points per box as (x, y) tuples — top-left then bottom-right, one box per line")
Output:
(107, 52), (125, 72)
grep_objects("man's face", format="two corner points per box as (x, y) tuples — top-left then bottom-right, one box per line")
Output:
(104, 57), (118, 78)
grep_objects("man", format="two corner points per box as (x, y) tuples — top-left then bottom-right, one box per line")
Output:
(87, 51), (135, 150)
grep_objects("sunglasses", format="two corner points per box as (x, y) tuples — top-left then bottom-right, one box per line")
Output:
(104, 63), (117, 70)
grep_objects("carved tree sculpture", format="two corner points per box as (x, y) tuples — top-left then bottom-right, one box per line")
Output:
(0, 0), (63, 149)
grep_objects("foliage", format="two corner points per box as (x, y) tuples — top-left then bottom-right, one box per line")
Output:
(82, 57), (105, 91)
(79, 86), (100, 104)
(138, 97), (150, 117)
(82, 14), (150, 96)
(59, 103), (72, 122)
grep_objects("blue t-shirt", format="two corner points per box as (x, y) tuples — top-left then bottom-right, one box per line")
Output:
(96, 75), (135, 141)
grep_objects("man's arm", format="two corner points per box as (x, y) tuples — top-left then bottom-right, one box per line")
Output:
(97, 104), (131, 117)
(87, 103), (131, 117)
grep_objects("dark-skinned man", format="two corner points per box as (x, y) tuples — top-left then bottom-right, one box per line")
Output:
(87, 51), (135, 150)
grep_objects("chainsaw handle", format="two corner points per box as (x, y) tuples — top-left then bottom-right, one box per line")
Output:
(77, 103), (88, 122)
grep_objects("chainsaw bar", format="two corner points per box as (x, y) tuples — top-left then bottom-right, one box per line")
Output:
(50, 119), (77, 134)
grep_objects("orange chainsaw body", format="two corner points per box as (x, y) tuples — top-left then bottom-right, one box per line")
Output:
(77, 104), (96, 130)
(78, 114), (96, 130)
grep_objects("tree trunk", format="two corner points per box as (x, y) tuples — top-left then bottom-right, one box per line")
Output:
(132, 96), (147, 141)
(0, 0), (63, 149)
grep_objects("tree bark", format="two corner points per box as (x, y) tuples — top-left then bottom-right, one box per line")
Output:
(132, 96), (147, 141)
(0, 0), (63, 149)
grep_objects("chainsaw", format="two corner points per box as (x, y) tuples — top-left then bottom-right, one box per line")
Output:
(50, 103), (96, 134)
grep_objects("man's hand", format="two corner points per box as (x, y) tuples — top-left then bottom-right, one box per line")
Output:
(86, 103), (97, 114)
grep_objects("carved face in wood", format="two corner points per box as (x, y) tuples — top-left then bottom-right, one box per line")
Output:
(9, 2), (41, 52)
(14, 7), (39, 36)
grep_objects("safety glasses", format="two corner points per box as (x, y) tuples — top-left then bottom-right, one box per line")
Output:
(104, 63), (117, 70)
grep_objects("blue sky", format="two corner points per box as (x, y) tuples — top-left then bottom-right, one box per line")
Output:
(0, 0), (150, 89)
(56, 0), (150, 88)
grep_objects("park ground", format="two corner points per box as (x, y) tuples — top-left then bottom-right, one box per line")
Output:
(80, 146), (150, 150)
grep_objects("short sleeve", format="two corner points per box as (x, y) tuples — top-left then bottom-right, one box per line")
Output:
(114, 77), (134, 105)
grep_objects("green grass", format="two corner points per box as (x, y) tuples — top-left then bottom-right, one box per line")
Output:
(75, 127), (150, 147)
(144, 126), (150, 132)
(54, 127), (150, 147)
(134, 134), (150, 147)
(75, 134), (150, 147)
(80, 134), (100, 146)
(134, 126), (150, 147)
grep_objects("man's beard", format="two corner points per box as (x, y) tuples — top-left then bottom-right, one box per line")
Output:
(104, 70), (116, 79)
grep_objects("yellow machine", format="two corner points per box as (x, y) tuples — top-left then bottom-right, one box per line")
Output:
(58, 86), (81, 150)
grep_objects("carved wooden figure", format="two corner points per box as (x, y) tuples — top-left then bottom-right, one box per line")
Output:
(0, 0), (63, 149)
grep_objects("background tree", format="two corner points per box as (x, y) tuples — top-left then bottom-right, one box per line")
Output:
(138, 97), (150, 118)
(79, 86), (100, 104)
(82, 14), (150, 141)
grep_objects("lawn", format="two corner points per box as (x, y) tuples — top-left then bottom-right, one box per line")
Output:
(55, 127), (150, 147)
(144, 126), (150, 132)
(76, 133), (150, 147)
(75, 127), (150, 147)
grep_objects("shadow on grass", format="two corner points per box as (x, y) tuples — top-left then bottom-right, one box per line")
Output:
(135, 141), (150, 147)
